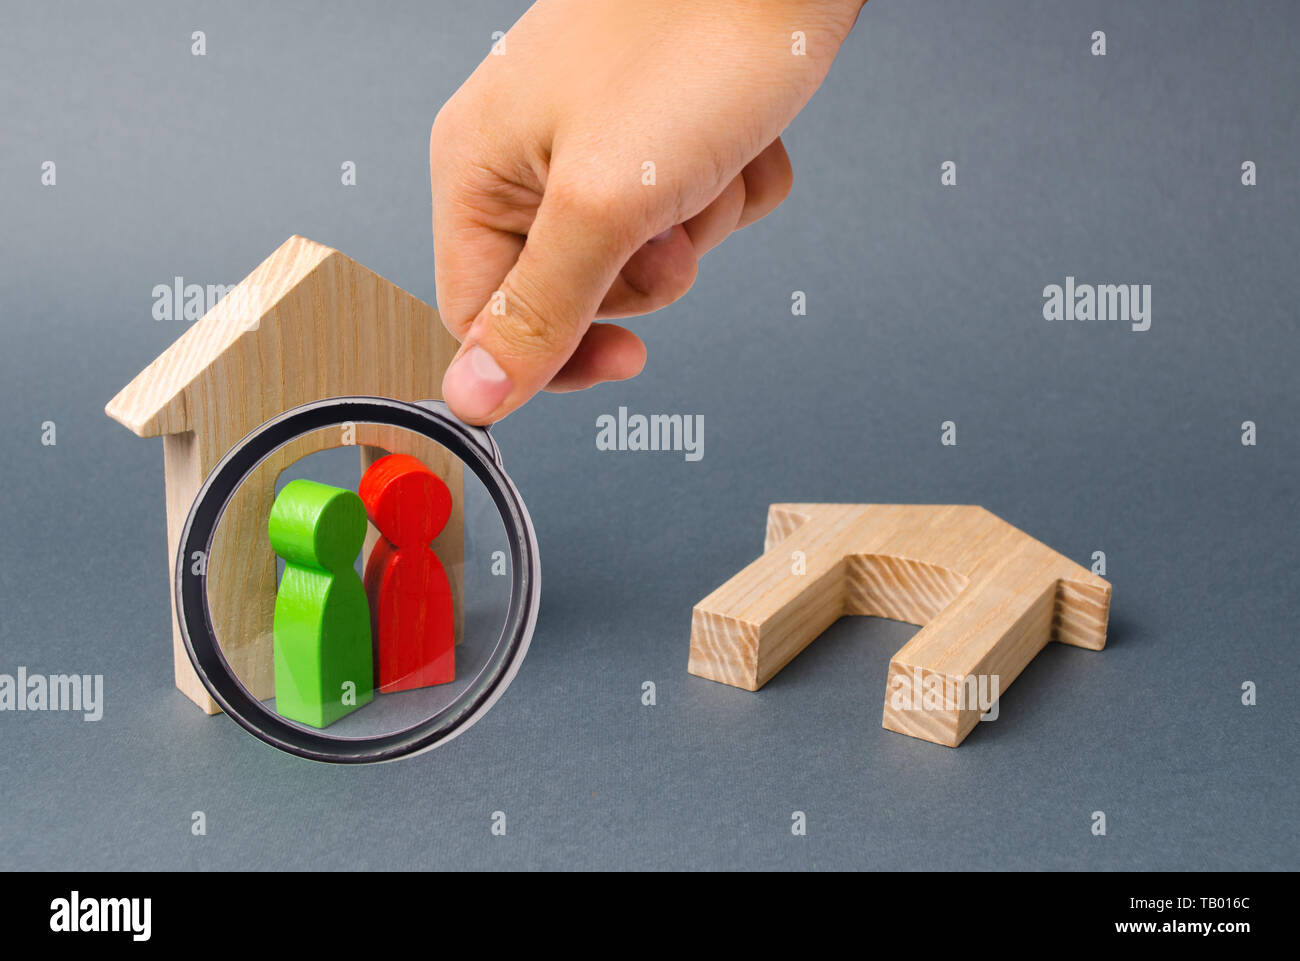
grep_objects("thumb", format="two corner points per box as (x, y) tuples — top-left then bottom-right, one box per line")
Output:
(441, 185), (645, 424)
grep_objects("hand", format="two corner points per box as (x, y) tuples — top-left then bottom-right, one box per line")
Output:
(432, 0), (864, 424)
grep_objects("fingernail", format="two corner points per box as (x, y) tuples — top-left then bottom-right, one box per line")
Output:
(443, 344), (511, 422)
(648, 227), (674, 244)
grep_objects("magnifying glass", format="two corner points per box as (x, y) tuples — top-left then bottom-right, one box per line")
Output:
(174, 397), (540, 764)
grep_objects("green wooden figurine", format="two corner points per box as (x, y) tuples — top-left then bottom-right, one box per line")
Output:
(268, 479), (373, 728)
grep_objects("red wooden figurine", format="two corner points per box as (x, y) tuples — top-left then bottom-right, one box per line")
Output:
(358, 454), (455, 693)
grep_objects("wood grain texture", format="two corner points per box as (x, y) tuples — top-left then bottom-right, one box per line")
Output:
(106, 236), (462, 713)
(688, 504), (1110, 747)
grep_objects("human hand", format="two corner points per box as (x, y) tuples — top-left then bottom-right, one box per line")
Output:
(432, 0), (864, 424)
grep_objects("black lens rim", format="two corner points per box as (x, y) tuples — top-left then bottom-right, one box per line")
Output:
(175, 397), (539, 764)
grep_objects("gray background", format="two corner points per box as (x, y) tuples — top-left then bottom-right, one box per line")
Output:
(1, 0), (1297, 870)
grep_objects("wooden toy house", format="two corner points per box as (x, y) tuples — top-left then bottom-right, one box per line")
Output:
(106, 236), (463, 713)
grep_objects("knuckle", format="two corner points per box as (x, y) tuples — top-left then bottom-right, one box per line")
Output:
(544, 175), (650, 249)
(429, 103), (463, 163)
(665, 258), (699, 303)
(431, 101), (457, 138)
(629, 248), (698, 309)
(771, 161), (794, 205)
(493, 274), (578, 356)
(647, 262), (698, 312)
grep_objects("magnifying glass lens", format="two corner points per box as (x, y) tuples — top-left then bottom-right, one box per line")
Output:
(203, 420), (513, 741)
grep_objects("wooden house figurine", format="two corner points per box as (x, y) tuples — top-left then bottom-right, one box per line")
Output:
(106, 236), (463, 713)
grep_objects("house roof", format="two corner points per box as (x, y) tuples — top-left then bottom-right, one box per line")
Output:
(106, 235), (335, 437)
(104, 236), (457, 458)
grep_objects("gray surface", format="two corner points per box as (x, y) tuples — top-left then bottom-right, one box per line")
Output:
(1, 0), (1297, 870)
